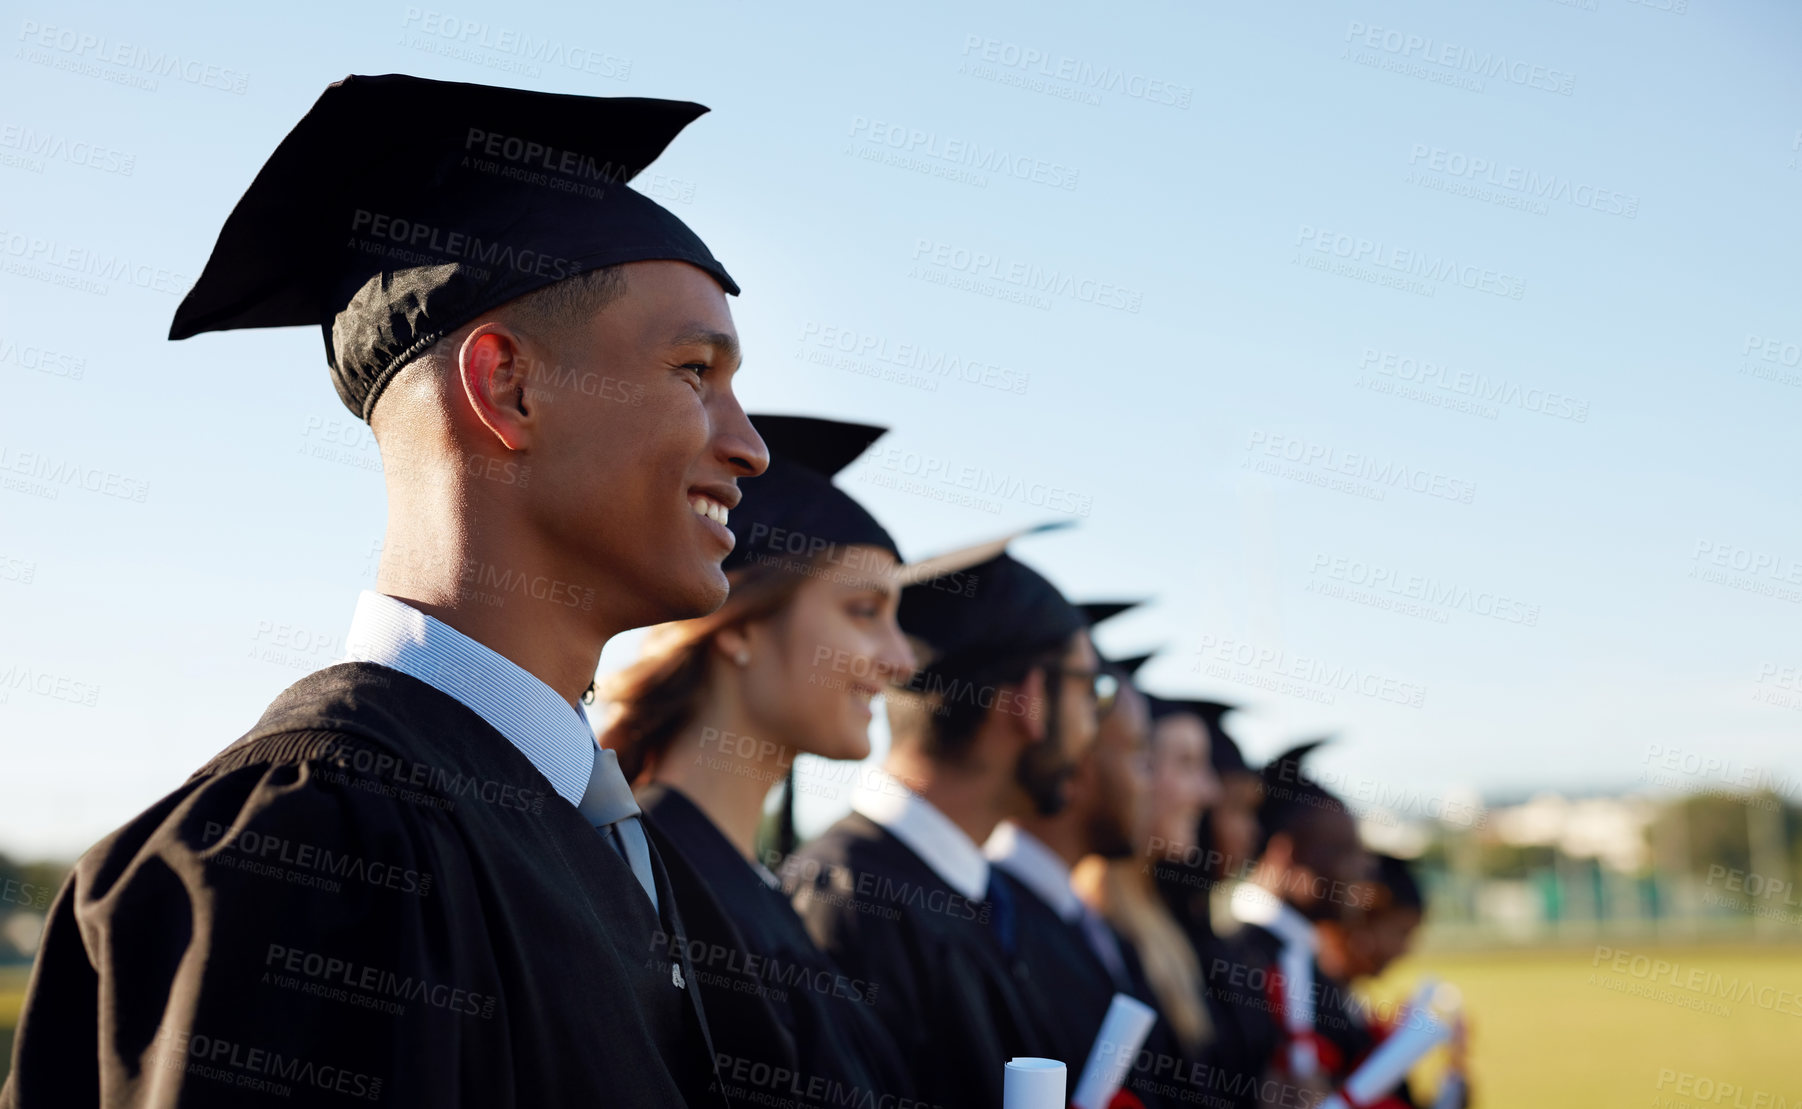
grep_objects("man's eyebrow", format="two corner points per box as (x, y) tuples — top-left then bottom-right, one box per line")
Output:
(669, 327), (741, 363)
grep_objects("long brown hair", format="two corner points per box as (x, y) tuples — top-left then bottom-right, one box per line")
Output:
(1073, 856), (1214, 1056)
(600, 560), (810, 783)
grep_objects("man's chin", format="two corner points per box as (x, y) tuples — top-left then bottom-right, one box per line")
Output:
(629, 561), (729, 626)
(821, 733), (873, 763)
(673, 566), (731, 620)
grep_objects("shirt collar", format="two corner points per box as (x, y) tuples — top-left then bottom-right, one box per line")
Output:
(338, 590), (597, 806)
(851, 768), (989, 901)
(983, 822), (1080, 922)
(1228, 882), (1320, 953)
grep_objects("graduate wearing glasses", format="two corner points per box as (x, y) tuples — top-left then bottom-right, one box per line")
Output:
(600, 415), (918, 1109)
(985, 606), (1180, 1092)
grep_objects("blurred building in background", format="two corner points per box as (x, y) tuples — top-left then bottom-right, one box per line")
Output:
(1361, 787), (1802, 947)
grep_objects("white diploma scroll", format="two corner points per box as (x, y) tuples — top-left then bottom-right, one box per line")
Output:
(1003, 1057), (1067, 1109)
(1320, 981), (1455, 1109)
(1070, 993), (1159, 1109)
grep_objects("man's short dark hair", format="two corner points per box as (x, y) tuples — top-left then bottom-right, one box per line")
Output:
(890, 638), (1070, 764)
(1254, 740), (1348, 859)
(503, 264), (629, 346)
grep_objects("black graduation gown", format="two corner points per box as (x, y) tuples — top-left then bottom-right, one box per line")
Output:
(1148, 861), (1285, 1109)
(786, 813), (1056, 1109)
(1005, 880), (1122, 1067)
(1003, 875), (1187, 1109)
(636, 784), (913, 1109)
(1, 663), (725, 1109)
(1216, 922), (1372, 1105)
(1312, 965), (1378, 1088)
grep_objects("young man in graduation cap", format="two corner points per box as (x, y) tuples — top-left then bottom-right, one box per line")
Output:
(3, 74), (767, 1109)
(982, 604), (1169, 1077)
(787, 537), (1109, 1109)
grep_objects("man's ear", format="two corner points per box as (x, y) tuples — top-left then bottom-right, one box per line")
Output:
(457, 322), (536, 451)
(1014, 666), (1049, 744)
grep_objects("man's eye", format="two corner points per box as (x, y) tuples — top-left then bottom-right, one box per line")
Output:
(680, 362), (710, 378)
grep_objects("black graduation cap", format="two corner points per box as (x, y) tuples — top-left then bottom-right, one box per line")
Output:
(1208, 723), (1249, 778)
(1077, 599), (1155, 681)
(724, 415), (898, 574)
(896, 525), (1083, 674)
(1109, 651), (1155, 680)
(1262, 738), (1329, 781)
(169, 73), (736, 421)
(1372, 852), (1424, 911)
(1146, 696), (1249, 776)
(1257, 739), (1351, 836)
(1078, 601), (1142, 628)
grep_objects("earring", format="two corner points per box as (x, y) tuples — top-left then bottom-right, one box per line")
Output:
(735, 650), (750, 667)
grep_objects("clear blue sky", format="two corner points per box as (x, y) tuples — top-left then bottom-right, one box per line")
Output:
(2, 0), (1799, 858)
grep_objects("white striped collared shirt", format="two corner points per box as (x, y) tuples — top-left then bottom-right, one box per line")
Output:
(852, 768), (990, 901)
(334, 589), (595, 805)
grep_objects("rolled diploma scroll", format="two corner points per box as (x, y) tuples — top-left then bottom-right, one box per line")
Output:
(1071, 993), (1159, 1109)
(1316, 987), (1453, 1109)
(1003, 1058), (1067, 1109)
(1430, 1009), (1468, 1109)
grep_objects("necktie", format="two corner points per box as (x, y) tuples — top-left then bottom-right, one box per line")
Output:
(578, 745), (659, 914)
(984, 869), (1018, 956)
(1077, 904), (1132, 992)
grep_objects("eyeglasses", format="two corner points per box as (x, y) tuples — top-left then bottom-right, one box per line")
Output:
(1046, 664), (1119, 718)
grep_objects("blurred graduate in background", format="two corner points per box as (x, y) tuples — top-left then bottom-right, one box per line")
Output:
(1318, 853), (1469, 1109)
(1066, 685), (1225, 1067)
(1217, 743), (1375, 1099)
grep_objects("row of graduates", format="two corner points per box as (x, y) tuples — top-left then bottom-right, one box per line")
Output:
(0, 74), (1462, 1109)
(599, 416), (1465, 1109)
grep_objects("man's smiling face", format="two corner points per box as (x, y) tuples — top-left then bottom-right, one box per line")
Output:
(524, 260), (768, 628)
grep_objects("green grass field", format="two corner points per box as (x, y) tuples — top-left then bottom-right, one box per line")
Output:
(2, 948), (1798, 1102)
(1368, 945), (1802, 1109)
(0, 964), (25, 1089)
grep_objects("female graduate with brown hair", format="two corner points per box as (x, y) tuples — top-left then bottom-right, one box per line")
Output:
(600, 415), (919, 1109)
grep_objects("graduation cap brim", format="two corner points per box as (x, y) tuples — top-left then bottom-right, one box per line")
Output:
(1262, 738), (1337, 795)
(894, 520), (1073, 587)
(750, 415), (884, 478)
(1146, 695), (1235, 722)
(724, 414), (898, 573)
(896, 526), (1084, 673)
(170, 74), (736, 419)
(171, 75), (732, 341)
(1078, 600), (1147, 629)
(1107, 651), (1156, 679)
